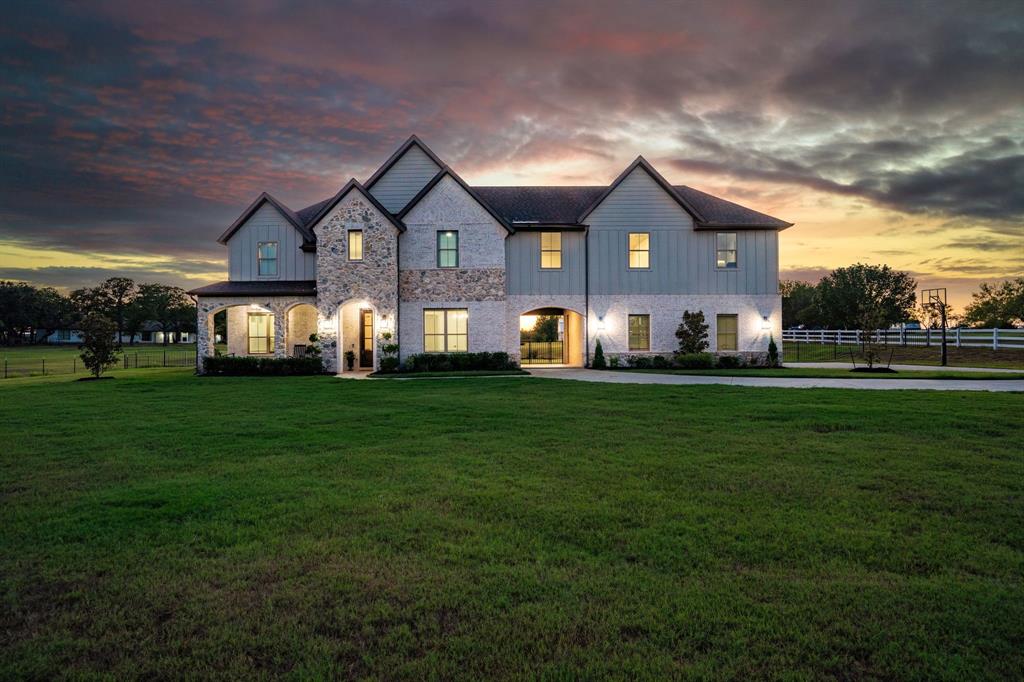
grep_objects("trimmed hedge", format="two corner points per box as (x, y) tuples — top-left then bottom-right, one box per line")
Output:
(675, 352), (716, 369)
(401, 352), (517, 373)
(202, 356), (324, 376)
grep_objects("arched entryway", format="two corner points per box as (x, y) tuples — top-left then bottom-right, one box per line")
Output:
(336, 300), (380, 374)
(285, 303), (318, 357)
(519, 307), (584, 367)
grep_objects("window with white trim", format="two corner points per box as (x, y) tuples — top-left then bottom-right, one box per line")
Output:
(257, 241), (278, 276)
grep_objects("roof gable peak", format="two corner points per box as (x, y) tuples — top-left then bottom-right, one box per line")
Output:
(363, 134), (446, 190)
(306, 178), (406, 233)
(217, 191), (309, 245)
(396, 166), (513, 232)
(577, 156), (709, 224)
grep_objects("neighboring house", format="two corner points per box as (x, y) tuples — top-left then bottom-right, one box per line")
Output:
(189, 136), (791, 373)
(37, 323), (196, 345)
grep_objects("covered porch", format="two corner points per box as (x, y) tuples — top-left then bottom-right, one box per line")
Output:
(518, 307), (585, 367)
(189, 281), (319, 372)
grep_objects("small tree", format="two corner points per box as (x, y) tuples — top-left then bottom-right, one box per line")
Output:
(767, 335), (780, 367)
(592, 338), (606, 369)
(676, 310), (709, 354)
(79, 313), (119, 378)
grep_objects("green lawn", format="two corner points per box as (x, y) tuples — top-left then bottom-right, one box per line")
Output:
(1, 344), (197, 377)
(624, 367), (1024, 380)
(2, 371), (1022, 679)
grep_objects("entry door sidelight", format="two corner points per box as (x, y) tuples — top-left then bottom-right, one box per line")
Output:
(359, 309), (374, 368)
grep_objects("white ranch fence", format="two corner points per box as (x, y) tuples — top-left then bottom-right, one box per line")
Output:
(782, 328), (1024, 350)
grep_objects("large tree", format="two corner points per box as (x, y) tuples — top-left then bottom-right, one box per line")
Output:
(137, 284), (194, 345)
(0, 281), (36, 345)
(98, 277), (138, 343)
(962, 278), (1024, 328)
(815, 264), (917, 329)
(780, 280), (819, 328)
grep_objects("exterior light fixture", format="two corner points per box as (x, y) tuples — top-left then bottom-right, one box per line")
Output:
(596, 316), (606, 332)
(761, 315), (771, 330)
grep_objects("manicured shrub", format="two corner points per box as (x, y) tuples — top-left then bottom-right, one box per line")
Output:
(676, 310), (709, 354)
(717, 354), (746, 369)
(651, 355), (669, 369)
(608, 356), (620, 369)
(202, 356), (324, 376)
(674, 352), (715, 369)
(401, 352), (517, 373)
(378, 356), (400, 373)
(767, 335), (780, 367)
(630, 355), (653, 369)
(592, 339), (606, 369)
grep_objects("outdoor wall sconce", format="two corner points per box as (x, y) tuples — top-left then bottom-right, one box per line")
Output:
(761, 315), (771, 330)
(596, 316), (606, 332)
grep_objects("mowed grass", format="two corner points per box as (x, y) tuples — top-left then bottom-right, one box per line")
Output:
(627, 367), (1024, 380)
(1, 371), (1022, 679)
(784, 342), (1024, 369)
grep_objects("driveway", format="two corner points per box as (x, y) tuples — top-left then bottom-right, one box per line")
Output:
(528, 368), (1024, 392)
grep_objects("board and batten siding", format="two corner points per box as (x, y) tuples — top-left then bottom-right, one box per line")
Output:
(368, 145), (442, 213)
(227, 203), (316, 281)
(506, 231), (586, 295)
(587, 167), (778, 295)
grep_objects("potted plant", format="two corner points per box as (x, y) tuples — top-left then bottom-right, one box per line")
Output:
(344, 349), (355, 371)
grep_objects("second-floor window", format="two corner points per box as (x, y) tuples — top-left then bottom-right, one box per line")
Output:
(628, 232), (650, 269)
(540, 232), (561, 269)
(348, 230), (363, 261)
(716, 232), (737, 269)
(257, 241), (278, 276)
(437, 231), (459, 268)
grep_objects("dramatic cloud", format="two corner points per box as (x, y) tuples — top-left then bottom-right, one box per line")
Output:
(0, 0), (1021, 307)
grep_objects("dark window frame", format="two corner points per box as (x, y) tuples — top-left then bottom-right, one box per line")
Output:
(348, 229), (364, 262)
(716, 232), (738, 269)
(628, 232), (650, 269)
(257, 241), (279, 277)
(628, 314), (651, 351)
(423, 308), (468, 353)
(437, 230), (459, 268)
(247, 312), (275, 354)
(717, 313), (738, 351)
(540, 231), (562, 270)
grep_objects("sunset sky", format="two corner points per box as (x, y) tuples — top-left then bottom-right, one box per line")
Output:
(2, 0), (1021, 311)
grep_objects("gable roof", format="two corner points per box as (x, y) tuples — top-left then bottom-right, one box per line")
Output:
(217, 192), (314, 245)
(577, 156), (710, 224)
(304, 178), (406, 233)
(363, 134), (447, 190)
(397, 167), (514, 232)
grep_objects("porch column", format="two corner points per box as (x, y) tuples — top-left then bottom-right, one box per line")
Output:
(272, 302), (288, 359)
(195, 300), (215, 373)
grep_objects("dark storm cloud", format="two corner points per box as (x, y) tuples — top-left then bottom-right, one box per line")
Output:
(1, 0), (1022, 286)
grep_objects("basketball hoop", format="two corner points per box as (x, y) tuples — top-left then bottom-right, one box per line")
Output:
(920, 287), (948, 366)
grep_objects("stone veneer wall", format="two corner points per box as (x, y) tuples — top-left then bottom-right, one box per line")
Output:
(399, 268), (505, 301)
(314, 191), (399, 372)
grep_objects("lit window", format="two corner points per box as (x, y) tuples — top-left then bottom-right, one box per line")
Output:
(348, 230), (363, 261)
(437, 231), (459, 268)
(423, 308), (468, 352)
(628, 232), (649, 268)
(717, 314), (738, 351)
(628, 314), (650, 351)
(540, 232), (562, 269)
(248, 313), (274, 354)
(716, 233), (737, 269)
(257, 241), (278, 276)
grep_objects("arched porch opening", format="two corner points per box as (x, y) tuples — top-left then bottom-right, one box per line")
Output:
(285, 303), (318, 357)
(519, 307), (584, 367)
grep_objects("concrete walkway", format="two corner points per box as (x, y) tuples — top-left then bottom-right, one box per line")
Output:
(787, 362), (1024, 374)
(528, 368), (1024, 392)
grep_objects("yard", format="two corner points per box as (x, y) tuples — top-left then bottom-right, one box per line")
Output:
(2, 370), (1022, 678)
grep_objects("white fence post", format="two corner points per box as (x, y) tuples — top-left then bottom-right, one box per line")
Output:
(956, 327), (961, 348)
(993, 328), (999, 350)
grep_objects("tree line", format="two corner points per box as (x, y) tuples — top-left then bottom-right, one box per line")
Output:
(0, 278), (196, 346)
(782, 264), (1024, 329)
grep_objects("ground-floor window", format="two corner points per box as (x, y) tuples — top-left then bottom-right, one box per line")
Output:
(628, 314), (650, 351)
(717, 314), (738, 351)
(424, 309), (468, 352)
(248, 313), (275, 354)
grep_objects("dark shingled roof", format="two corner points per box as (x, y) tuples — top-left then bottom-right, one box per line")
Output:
(188, 280), (316, 297)
(296, 197), (333, 226)
(472, 185), (790, 228)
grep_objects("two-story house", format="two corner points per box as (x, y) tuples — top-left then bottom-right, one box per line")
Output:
(189, 136), (792, 373)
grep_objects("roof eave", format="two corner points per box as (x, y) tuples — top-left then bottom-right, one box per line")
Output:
(217, 192), (308, 245)
(363, 134), (446, 190)
(576, 156), (709, 224)
(397, 167), (515, 233)
(305, 179), (407, 233)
